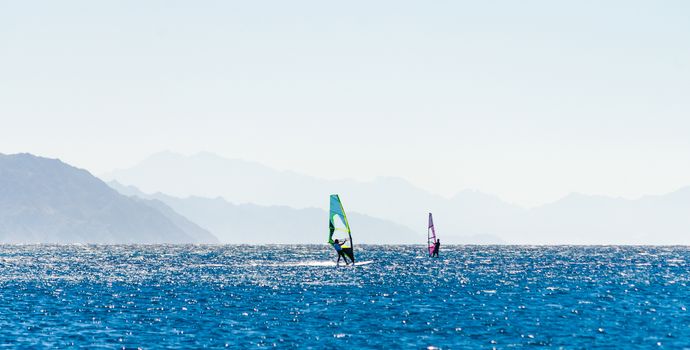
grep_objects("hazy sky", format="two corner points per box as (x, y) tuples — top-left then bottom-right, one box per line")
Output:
(2, 1), (689, 207)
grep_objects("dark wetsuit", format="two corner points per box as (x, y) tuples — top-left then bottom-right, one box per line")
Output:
(432, 241), (440, 257)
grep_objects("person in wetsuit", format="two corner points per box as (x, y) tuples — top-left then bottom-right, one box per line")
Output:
(332, 239), (350, 265)
(432, 239), (440, 257)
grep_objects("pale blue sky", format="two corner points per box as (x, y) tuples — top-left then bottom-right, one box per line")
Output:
(1, 1), (689, 206)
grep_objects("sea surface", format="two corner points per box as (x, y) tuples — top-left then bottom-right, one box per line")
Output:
(1, 245), (689, 349)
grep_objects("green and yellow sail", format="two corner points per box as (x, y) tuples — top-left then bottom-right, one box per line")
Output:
(329, 194), (355, 262)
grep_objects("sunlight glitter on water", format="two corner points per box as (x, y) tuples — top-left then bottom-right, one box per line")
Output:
(0, 245), (689, 348)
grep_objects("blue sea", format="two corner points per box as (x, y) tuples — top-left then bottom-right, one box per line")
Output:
(1, 245), (689, 349)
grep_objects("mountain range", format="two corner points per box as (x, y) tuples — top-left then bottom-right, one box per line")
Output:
(2, 151), (689, 244)
(103, 151), (506, 243)
(0, 153), (217, 244)
(108, 181), (424, 244)
(104, 151), (690, 244)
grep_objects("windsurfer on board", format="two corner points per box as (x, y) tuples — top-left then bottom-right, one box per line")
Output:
(432, 239), (440, 257)
(332, 239), (350, 265)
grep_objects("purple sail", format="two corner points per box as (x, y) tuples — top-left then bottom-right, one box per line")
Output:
(427, 212), (437, 256)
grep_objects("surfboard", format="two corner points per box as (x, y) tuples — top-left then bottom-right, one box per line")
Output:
(335, 260), (374, 268)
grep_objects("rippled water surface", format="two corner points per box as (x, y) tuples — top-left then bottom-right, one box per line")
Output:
(1, 245), (690, 348)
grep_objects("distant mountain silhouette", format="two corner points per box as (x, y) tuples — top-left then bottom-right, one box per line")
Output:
(518, 190), (690, 244)
(109, 181), (424, 244)
(104, 151), (690, 244)
(103, 151), (335, 208)
(0, 153), (217, 243)
(102, 151), (505, 244)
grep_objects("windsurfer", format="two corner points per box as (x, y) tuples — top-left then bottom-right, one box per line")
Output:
(332, 239), (350, 265)
(432, 239), (440, 257)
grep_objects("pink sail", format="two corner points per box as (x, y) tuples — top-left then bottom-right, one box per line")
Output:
(427, 213), (436, 256)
